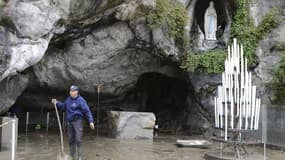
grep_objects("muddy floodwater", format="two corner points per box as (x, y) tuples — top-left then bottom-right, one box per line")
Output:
(16, 131), (284, 160)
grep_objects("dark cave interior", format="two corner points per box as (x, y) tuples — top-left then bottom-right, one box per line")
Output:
(133, 72), (189, 132)
(8, 72), (190, 134)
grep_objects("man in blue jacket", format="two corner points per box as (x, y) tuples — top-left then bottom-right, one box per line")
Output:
(52, 85), (94, 160)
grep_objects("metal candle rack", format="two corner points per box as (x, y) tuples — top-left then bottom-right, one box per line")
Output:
(206, 39), (262, 160)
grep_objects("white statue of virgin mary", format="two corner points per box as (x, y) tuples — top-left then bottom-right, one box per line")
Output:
(204, 1), (217, 40)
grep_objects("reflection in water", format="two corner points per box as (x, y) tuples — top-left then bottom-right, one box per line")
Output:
(16, 131), (284, 160)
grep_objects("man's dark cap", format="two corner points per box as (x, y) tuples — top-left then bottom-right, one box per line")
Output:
(70, 85), (79, 91)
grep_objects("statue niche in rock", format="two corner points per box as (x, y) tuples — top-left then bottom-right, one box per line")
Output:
(196, 1), (218, 51)
(204, 1), (217, 40)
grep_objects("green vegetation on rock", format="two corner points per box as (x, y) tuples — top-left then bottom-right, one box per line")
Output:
(0, 0), (4, 7)
(230, 0), (281, 64)
(0, 0), (6, 24)
(181, 50), (226, 74)
(146, 0), (188, 40)
(0, 0), (5, 16)
(272, 53), (285, 104)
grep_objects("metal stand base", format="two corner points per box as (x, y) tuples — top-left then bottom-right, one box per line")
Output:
(204, 129), (261, 160)
(204, 151), (264, 160)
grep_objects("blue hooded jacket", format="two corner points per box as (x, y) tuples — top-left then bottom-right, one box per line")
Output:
(56, 95), (94, 123)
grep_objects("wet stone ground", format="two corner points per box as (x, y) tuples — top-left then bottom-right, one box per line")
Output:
(16, 131), (285, 160)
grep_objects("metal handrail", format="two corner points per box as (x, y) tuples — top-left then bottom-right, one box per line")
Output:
(0, 120), (13, 128)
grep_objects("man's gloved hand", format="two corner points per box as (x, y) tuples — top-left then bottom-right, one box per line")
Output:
(90, 122), (95, 130)
(51, 99), (57, 105)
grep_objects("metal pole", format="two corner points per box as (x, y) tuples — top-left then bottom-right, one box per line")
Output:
(25, 112), (29, 135)
(96, 85), (101, 137)
(11, 119), (16, 160)
(46, 112), (50, 132)
(62, 112), (65, 132)
(262, 103), (267, 160)
(54, 103), (64, 154)
(219, 130), (223, 157)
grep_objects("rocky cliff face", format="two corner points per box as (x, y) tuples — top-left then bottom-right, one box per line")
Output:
(0, 0), (189, 132)
(1, 0), (285, 134)
(0, 0), (180, 111)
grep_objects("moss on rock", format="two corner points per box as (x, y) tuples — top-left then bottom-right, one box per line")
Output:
(181, 50), (226, 74)
(272, 52), (285, 104)
(146, 0), (188, 40)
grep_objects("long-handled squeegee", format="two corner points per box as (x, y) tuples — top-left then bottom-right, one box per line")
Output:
(54, 103), (70, 160)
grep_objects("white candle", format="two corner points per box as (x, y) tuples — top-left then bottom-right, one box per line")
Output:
(235, 72), (238, 102)
(240, 52), (244, 129)
(224, 72), (227, 88)
(224, 60), (227, 74)
(228, 46), (230, 62)
(231, 48), (233, 72)
(254, 99), (260, 130)
(241, 45), (244, 73)
(220, 98), (222, 128)
(254, 99), (258, 130)
(225, 85), (228, 141)
(217, 97), (220, 128)
(219, 97), (223, 128)
(227, 74), (232, 101)
(239, 95), (242, 129)
(245, 71), (250, 129)
(243, 86), (246, 129)
(231, 98), (234, 129)
(219, 86), (223, 128)
(241, 57), (244, 88)
(215, 97), (217, 127)
(241, 44), (244, 60)
(244, 71), (248, 129)
(248, 73), (252, 123)
(224, 72), (226, 89)
(250, 86), (256, 130)
(233, 40), (237, 72)
(236, 81), (240, 116)
(245, 59), (248, 71)
(255, 99), (261, 130)
(237, 44), (240, 73)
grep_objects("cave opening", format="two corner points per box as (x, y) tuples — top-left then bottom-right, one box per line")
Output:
(5, 71), (191, 135)
(133, 72), (189, 133)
